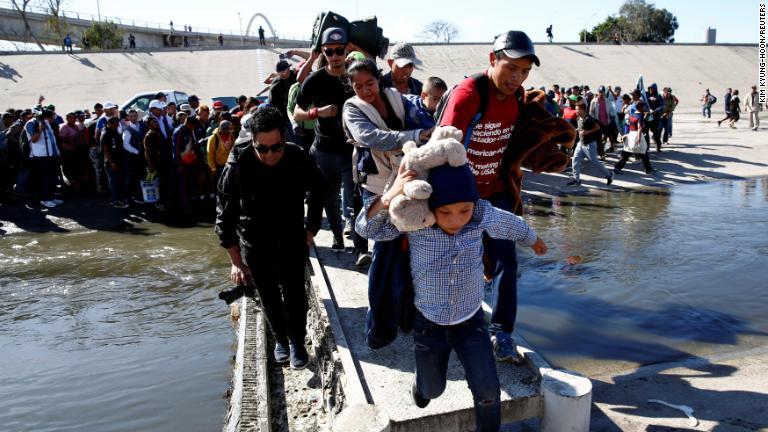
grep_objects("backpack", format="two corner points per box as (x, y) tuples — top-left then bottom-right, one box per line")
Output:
(434, 73), (491, 149)
(708, 95), (717, 105)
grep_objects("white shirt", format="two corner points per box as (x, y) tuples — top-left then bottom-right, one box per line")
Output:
(24, 119), (58, 157)
(121, 122), (142, 155)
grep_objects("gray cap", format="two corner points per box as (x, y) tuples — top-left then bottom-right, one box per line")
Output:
(321, 27), (347, 45)
(390, 42), (416, 67)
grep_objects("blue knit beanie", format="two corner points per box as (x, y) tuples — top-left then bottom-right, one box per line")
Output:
(427, 163), (479, 210)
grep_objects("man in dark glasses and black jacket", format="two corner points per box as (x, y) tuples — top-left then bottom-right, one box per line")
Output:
(215, 106), (325, 370)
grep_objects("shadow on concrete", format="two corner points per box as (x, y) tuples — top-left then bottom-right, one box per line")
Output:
(68, 54), (103, 71)
(561, 46), (598, 58)
(591, 358), (768, 431)
(0, 62), (23, 81)
(524, 142), (767, 193)
(0, 195), (215, 236)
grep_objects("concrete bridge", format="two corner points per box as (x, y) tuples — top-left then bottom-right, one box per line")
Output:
(0, 3), (308, 50)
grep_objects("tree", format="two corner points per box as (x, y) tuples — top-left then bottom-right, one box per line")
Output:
(591, 16), (628, 43)
(586, 0), (678, 43)
(84, 21), (122, 49)
(418, 20), (459, 43)
(44, 0), (69, 42)
(11, 0), (45, 50)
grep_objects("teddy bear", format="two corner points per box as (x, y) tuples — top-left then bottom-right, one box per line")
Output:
(387, 125), (468, 232)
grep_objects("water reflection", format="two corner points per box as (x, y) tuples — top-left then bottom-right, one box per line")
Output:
(518, 178), (768, 376)
(0, 225), (233, 432)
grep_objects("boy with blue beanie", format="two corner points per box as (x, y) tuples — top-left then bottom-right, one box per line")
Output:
(356, 163), (547, 431)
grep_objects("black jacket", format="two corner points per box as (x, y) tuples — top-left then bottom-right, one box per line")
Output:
(215, 142), (325, 253)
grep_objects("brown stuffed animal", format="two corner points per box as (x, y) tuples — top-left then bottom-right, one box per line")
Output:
(500, 89), (576, 216)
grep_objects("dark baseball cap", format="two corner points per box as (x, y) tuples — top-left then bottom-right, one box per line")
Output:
(275, 60), (290, 72)
(493, 30), (540, 66)
(188, 94), (200, 101)
(321, 27), (347, 45)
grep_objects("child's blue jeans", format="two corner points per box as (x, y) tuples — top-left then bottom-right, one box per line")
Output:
(412, 309), (501, 432)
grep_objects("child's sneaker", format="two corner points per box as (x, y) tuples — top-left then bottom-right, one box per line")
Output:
(411, 379), (430, 408)
(492, 332), (523, 364)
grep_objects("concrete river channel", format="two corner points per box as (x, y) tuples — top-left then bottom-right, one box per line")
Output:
(1, 177), (767, 431)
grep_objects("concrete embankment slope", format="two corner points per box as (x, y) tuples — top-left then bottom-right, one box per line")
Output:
(1, 43), (758, 113)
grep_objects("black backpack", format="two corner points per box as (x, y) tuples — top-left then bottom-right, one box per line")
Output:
(434, 73), (491, 149)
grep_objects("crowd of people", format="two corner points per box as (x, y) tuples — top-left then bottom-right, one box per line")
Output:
(0, 92), (265, 210)
(2, 24), (765, 431)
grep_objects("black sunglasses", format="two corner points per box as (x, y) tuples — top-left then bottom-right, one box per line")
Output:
(323, 47), (346, 57)
(255, 142), (285, 153)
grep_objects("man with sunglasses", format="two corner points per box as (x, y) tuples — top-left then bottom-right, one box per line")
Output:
(294, 27), (357, 253)
(215, 106), (325, 369)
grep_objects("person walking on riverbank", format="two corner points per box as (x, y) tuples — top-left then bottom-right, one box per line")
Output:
(718, 89), (741, 129)
(744, 85), (761, 131)
(215, 106), (325, 369)
(437, 30), (542, 364)
(701, 89), (716, 119)
(614, 101), (654, 175)
(568, 99), (613, 186)
(294, 27), (356, 252)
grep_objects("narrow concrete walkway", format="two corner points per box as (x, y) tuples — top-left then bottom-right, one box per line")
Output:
(311, 228), (542, 431)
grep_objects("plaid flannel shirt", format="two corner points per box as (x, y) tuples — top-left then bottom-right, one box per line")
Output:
(356, 199), (537, 325)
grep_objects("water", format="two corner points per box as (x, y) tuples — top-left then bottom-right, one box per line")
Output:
(0, 225), (234, 432)
(1, 178), (768, 431)
(516, 178), (768, 377)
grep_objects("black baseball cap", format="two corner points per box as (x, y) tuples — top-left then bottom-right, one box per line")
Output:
(492, 30), (540, 66)
(321, 27), (347, 45)
(275, 60), (290, 72)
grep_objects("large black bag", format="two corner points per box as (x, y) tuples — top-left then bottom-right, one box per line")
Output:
(311, 11), (350, 52)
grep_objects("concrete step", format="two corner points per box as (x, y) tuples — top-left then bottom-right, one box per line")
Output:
(309, 229), (547, 431)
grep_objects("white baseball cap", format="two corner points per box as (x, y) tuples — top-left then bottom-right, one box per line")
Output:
(148, 100), (166, 110)
(103, 101), (118, 109)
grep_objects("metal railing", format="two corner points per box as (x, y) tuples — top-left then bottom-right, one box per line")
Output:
(0, 0), (311, 40)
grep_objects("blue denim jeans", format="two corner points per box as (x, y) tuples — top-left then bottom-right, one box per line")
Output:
(412, 309), (500, 432)
(484, 193), (518, 334)
(702, 105), (711, 118)
(104, 161), (127, 203)
(310, 147), (353, 238)
(658, 116), (672, 143)
(572, 141), (612, 181)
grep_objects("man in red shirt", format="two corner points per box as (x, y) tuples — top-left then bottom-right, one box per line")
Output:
(439, 30), (539, 364)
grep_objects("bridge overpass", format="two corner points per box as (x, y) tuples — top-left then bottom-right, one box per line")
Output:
(0, 3), (308, 50)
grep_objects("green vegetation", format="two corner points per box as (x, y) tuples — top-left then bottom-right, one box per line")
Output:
(84, 21), (123, 49)
(581, 0), (679, 43)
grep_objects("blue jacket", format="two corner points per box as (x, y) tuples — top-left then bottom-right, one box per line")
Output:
(404, 94), (437, 129)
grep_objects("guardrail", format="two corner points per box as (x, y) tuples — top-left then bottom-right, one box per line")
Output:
(0, 1), (311, 40)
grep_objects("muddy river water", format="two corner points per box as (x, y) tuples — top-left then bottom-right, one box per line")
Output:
(2, 178), (767, 431)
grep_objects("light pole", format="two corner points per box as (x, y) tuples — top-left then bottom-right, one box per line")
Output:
(96, 0), (101, 21)
(237, 12), (243, 47)
(582, 12), (597, 43)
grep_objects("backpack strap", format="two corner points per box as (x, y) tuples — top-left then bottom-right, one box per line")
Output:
(463, 73), (490, 149)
